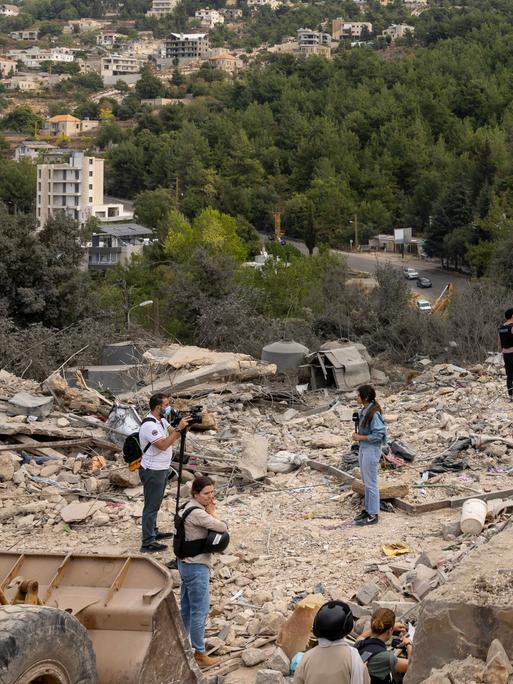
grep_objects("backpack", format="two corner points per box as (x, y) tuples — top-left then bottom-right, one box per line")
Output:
(355, 637), (393, 684)
(122, 416), (157, 471)
(173, 505), (206, 559)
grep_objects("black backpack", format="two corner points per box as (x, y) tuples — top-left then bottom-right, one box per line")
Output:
(355, 637), (393, 684)
(173, 505), (206, 559)
(122, 416), (157, 471)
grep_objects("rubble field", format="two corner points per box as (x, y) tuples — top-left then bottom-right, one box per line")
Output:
(1, 354), (513, 683)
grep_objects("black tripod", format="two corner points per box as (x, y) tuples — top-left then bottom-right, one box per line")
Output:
(174, 428), (189, 517)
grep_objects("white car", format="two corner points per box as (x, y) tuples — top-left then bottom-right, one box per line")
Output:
(403, 267), (419, 279)
(416, 299), (432, 313)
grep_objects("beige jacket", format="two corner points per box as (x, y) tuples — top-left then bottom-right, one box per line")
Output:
(294, 644), (371, 684)
(182, 499), (228, 567)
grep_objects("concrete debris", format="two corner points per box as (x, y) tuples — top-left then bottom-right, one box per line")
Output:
(255, 669), (286, 684)
(241, 648), (267, 667)
(264, 647), (290, 675)
(2, 351), (513, 682)
(7, 391), (54, 418)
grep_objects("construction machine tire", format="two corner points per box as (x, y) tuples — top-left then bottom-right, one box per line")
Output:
(0, 604), (96, 684)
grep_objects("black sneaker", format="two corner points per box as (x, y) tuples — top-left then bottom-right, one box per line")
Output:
(155, 532), (174, 540)
(353, 510), (368, 522)
(353, 514), (379, 527)
(140, 542), (168, 553)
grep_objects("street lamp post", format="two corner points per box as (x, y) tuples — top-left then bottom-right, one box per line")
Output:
(127, 300), (153, 330)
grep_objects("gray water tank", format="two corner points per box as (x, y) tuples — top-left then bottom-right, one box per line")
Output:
(261, 340), (309, 372)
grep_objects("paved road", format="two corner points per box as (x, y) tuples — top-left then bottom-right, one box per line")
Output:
(345, 252), (470, 301)
(279, 237), (470, 302)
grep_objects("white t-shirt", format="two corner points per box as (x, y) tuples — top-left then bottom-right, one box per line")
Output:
(139, 414), (173, 470)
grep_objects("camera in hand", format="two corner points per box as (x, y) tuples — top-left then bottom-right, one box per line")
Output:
(169, 405), (203, 428)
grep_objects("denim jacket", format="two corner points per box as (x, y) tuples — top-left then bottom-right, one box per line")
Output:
(358, 402), (387, 445)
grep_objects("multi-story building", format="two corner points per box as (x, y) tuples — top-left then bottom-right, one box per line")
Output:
(146, 0), (179, 18)
(101, 54), (141, 77)
(382, 23), (414, 40)
(42, 114), (99, 137)
(297, 28), (331, 47)
(247, 0), (281, 10)
(220, 8), (243, 20)
(96, 32), (123, 47)
(0, 56), (17, 76)
(332, 19), (373, 40)
(36, 151), (132, 228)
(164, 33), (210, 61)
(208, 53), (241, 74)
(0, 4), (19, 16)
(15, 140), (58, 162)
(194, 8), (224, 28)
(87, 224), (153, 270)
(8, 47), (74, 68)
(9, 30), (39, 40)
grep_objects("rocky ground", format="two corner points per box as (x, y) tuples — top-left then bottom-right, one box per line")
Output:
(1, 357), (513, 683)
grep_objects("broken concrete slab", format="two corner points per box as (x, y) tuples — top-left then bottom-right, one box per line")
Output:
(241, 648), (267, 667)
(278, 593), (325, 659)
(264, 647), (290, 675)
(239, 434), (268, 481)
(60, 501), (106, 523)
(355, 581), (381, 606)
(7, 391), (54, 418)
(255, 670), (286, 684)
(109, 467), (141, 489)
(404, 527), (513, 683)
(483, 639), (513, 684)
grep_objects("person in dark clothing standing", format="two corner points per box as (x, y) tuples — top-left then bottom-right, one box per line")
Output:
(498, 309), (513, 400)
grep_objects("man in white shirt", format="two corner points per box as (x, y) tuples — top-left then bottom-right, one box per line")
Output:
(139, 393), (190, 553)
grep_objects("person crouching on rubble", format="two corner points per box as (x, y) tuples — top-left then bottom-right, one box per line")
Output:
(293, 601), (370, 684)
(177, 475), (229, 669)
(352, 384), (387, 527)
(355, 608), (412, 682)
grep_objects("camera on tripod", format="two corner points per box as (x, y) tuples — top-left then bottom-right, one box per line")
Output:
(169, 405), (203, 428)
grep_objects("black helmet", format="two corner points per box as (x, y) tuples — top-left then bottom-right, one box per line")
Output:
(313, 601), (354, 641)
(203, 529), (230, 554)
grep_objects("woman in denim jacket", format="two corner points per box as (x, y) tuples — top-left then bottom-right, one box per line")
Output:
(351, 385), (387, 527)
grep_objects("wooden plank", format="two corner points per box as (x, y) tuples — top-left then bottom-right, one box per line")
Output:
(307, 460), (355, 485)
(0, 439), (93, 453)
(352, 479), (409, 500)
(91, 438), (120, 452)
(392, 487), (513, 515)
(15, 435), (66, 460)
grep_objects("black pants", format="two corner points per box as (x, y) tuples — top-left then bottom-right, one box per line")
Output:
(504, 353), (513, 397)
(139, 467), (168, 546)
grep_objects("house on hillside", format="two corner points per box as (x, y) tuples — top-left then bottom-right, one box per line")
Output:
(0, 57), (17, 77)
(87, 224), (154, 270)
(0, 4), (19, 16)
(15, 140), (58, 161)
(332, 19), (372, 40)
(194, 8), (224, 28)
(10, 29), (39, 40)
(42, 114), (99, 137)
(164, 33), (210, 62)
(382, 23), (414, 40)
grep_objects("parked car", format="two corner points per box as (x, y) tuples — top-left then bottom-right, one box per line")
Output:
(416, 277), (432, 288)
(416, 299), (432, 313)
(403, 267), (419, 279)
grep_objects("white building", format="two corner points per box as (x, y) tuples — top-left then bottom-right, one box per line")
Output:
(36, 151), (133, 228)
(87, 224), (153, 270)
(10, 30), (39, 40)
(8, 47), (74, 68)
(164, 33), (210, 61)
(247, 0), (281, 9)
(101, 54), (141, 77)
(96, 32), (123, 47)
(332, 19), (373, 39)
(146, 0), (179, 18)
(382, 23), (414, 40)
(0, 4), (19, 16)
(15, 140), (58, 162)
(194, 8), (224, 28)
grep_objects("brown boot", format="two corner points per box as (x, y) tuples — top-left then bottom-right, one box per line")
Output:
(194, 651), (222, 668)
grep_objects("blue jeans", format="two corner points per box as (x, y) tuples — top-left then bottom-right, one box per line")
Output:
(359, 443), (381, 515)
(178, 560), (210, 653)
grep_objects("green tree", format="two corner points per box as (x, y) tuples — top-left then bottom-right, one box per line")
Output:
(135, 66), (165, 100)
(0, 106), (42, 134)
(134, 187), (176, 238)
(0, 158), (36, 213)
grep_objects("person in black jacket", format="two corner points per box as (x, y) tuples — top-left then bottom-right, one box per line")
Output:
(498, 308), (513, 399)
(355, 608), (411, 683)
